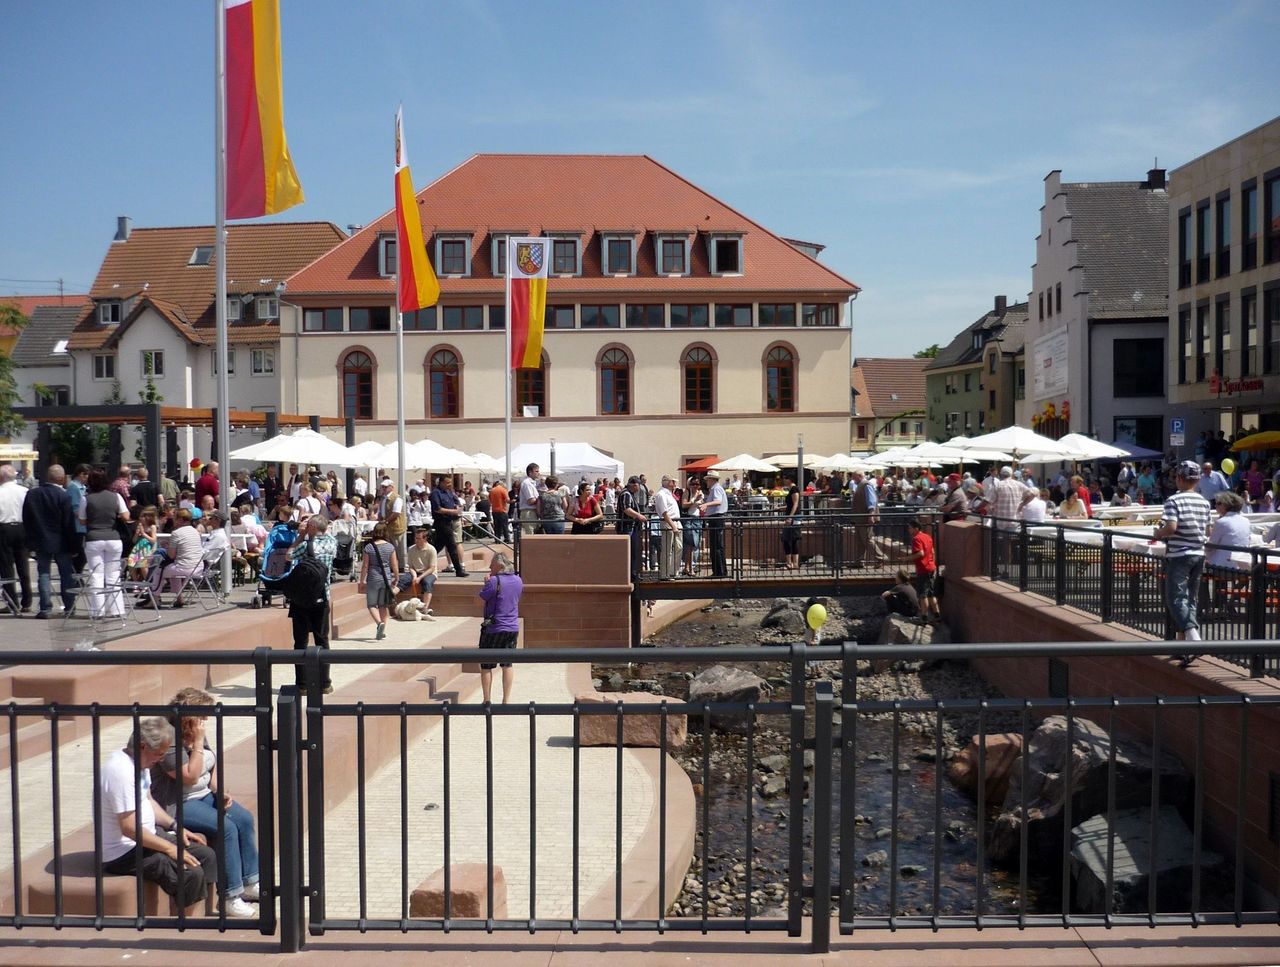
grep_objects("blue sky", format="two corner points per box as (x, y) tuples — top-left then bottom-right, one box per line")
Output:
(1, 0), (1276, 356)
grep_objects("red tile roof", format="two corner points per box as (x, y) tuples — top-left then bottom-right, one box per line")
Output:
(0, 294), (89, 338)
(851, 357), (928, 418)
(67, 222), (346, 350)
(287, 154), (859, 298)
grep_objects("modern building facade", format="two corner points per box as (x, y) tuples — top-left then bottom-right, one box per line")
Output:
(281, 154), (859, 477)
(64, 219), (347, 461)
(1166, 115), (1280, 438)
(849, 357), (928, 452)
(1019, 169), (1169, 453)
(924, 296), (1027, 441)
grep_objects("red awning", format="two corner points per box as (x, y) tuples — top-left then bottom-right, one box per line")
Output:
(679, 456), (720, 473)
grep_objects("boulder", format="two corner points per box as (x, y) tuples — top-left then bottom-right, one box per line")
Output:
(871, 616), (950, 671)
(1070, 806), (1226, 914)
(946, 732), (1024, 804)
(761, 605), (806, 636)
(688, 665), (768, 732)
(411, 863), (507, 919)
(988, 716), (1192, 869)
(575, 691), (687, 749)
(862, 850), (888, 868)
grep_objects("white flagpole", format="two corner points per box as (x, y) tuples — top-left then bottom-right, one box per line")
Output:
(394, 114), (406, 510)
(504, 243), (512, 491)
(213, 0), (232, 592)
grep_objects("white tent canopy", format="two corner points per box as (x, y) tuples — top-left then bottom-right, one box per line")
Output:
(229, 428), (353, 465)
(949, 426), (1077, 461)
(509, 442), (624, 480)
(709, 453), (781, 474)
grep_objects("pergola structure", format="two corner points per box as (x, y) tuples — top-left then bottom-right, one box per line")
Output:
(14, 404), (353, 483)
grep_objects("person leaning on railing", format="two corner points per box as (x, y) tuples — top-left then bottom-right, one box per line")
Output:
(99, 716), (218, 914)
(153, 688), (260, 918)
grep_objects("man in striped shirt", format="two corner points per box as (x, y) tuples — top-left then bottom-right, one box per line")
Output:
(1153, 461), (1211, 656)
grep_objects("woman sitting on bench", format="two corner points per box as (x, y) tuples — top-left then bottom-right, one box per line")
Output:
(153, 687), (260, 918)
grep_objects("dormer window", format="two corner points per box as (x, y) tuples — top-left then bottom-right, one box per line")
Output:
(435, 236), (471, 277)
(377, 235), (397, 278)
(256, 296), (279, 320)
(98, 301), (122, 325)
(549, 236), (581, 276)
(655, 234), (690, 276)
(492, 235), (507, 276)
(189, 245), (214, 266)
(708, 234), (743, 275)
(601, 235), (635, 275)
(971, 332), (985, 351)
(226, 298), (242, 322)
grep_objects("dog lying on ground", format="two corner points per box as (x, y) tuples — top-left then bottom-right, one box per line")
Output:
(394, 598), (435, 621)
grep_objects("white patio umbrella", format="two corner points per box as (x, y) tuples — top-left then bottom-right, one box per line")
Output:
(817, 453), (874, 472)
(951, 425), (1077, 461)
(229, 427), (353, 465)
(341, 440), (388, 468)
(468, 452), (507, 475)
(908, 441), (1014, 464)
(768, 452), (831, 469)
(1052, 433), (1131, 461)
(709, 453), (781, 473)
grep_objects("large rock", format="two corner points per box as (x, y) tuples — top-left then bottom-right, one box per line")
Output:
(688, 665), (768, 732)
(871, 615), (951, 671)
(411, 864), (507, 919)
(761, 603), (806, 636)
(947, 732), (1023, 804)
(575, 691), (687, 749)
(988, 716), (1192, 869)
(1070, 806), (1226, 914)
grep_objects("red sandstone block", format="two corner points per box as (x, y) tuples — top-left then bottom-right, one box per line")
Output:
(411, 864), (506, 919)
(575, 691), (687, 749)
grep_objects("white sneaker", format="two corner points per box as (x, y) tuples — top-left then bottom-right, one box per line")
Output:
(240, 882), (261, 902)
(1186, 627), (1202, 642)
(225, 896), (257, 918)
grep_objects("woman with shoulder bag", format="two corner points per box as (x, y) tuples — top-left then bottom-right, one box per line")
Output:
(358, 521), (399, 641)
(569, 481), (605, 534)
(82, 467), (131, 618)
(477, 552), (522, 703)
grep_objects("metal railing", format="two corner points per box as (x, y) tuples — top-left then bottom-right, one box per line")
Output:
(3, 640), (1280, 953)
(513, 510), (941, 597)
(981, 517), (1280, 676)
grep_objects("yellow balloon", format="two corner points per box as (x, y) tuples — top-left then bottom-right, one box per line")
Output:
(1221, 458), (1236, 476)
(806, 603), (828, 631)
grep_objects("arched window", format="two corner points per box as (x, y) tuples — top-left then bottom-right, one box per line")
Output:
(428, 349), (461, 418)
(598, 346), (632, 415)
(340, 350), (374, 419)
(764, 344), (796, 412)
(682, 345), (715, 414)
(515, 351), (548, 417)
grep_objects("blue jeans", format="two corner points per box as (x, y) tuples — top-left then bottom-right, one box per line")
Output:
(34, 550), (76, 614)
(180, 793), (259, 896)
(541, 519), (565, 535)
(1164, 554), (1204, 634)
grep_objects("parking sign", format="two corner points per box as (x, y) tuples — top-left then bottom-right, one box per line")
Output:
(1171, 418), (1185, 435)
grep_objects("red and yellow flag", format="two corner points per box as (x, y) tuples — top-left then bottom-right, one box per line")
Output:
(225, 0), (304, 219)
(394, 108), (440, 313)
(507, 237), (548, 369)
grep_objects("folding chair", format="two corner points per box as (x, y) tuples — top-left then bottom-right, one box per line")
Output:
(63, 560), (127, 632)
(171, 546), (227, 611)
(0, 578), (20, 616)
(118, 573), (162, 624)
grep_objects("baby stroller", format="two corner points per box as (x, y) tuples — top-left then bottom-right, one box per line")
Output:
(252, 520), (299, 608)
(330, 519), (357, 581)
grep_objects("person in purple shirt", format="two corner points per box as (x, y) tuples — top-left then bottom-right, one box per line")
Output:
(477, 551), (523, 703)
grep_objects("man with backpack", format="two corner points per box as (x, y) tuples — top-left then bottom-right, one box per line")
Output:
(287, 515), (337, 695)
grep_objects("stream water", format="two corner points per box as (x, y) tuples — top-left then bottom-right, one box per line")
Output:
(595, 599), (1050, 920)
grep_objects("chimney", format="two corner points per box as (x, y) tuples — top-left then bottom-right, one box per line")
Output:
(994, 295), (1007, 315)
(346, 224), (362, 236)
(114, 216), (132, 242)
(1143, 167), (1166, 190)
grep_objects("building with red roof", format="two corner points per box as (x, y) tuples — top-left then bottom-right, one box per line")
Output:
(282, 153), (859, 475)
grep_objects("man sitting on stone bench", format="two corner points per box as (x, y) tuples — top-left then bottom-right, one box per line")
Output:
(99, 716), (219, 914)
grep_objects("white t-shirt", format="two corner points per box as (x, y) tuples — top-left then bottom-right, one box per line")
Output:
(519, 477), (540, 513)
(294, 495), (321, 520)
(1019, 497), (1047, 523)
(100, 749), (155, 862)
(653, 487), (681, 528)
(353, 477), (368, 497)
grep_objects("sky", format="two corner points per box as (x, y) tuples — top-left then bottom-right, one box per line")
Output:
(1, 0), (1277, 357)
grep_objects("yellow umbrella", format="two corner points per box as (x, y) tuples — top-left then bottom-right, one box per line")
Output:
(1231, 430), (1280, 451)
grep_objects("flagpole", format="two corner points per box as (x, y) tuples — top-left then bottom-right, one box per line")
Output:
(504, 247), (512, 492)
(213, 0), (232, 592)
(393, 110), (407, 514)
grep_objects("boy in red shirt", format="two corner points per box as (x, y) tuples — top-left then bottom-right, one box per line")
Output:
(904, 518), (940, 623)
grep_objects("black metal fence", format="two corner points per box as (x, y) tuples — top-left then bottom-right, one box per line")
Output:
(3, 641), (1280, 954)
(513, 510), (940, 596)
(982, 518), (1280, 676)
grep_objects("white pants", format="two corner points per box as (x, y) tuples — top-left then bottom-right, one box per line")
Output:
(84, 539), (124, 617)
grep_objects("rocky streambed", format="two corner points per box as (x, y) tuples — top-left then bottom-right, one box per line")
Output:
(593, 597), (1039, 920)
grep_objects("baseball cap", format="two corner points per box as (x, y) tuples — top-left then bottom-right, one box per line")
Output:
(1176, 460), (1201, 480)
